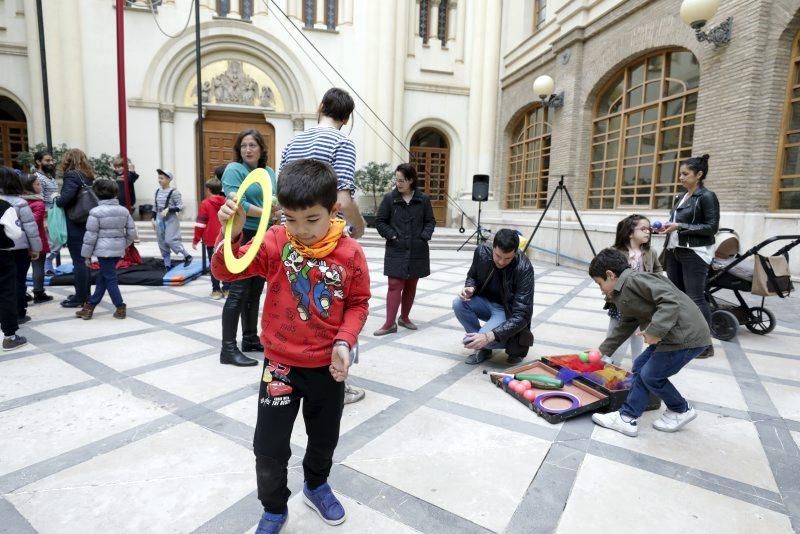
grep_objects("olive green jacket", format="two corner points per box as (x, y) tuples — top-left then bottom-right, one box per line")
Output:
(599, 269), (711, 355)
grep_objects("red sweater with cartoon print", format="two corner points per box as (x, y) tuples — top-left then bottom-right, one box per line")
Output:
(211, 225), (370, 368)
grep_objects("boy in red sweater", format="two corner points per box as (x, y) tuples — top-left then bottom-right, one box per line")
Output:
(193, 176), (229, 299)
(212, 159), (370, 533)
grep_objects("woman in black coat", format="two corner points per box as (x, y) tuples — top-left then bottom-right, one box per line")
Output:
(373, 163), (435, 335)
(55, 149), (95, 308)
(658, 154), (720, 358)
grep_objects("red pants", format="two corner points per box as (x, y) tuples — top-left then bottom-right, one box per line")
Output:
(383, 276), (419, 328)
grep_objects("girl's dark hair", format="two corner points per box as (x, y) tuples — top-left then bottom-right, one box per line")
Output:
(0, 166), (24, 194)
(233, 129), (268, 169)
(589, 248), (630, 279)
(92, 178), (119, 200)
(682, 153), (710, 181)
(277, 159), (338, 211)
(613, 214), (651, 252)
(319, 88), (355, 123)
(395, 163), (418, 190)
(20, 174), (39, 194)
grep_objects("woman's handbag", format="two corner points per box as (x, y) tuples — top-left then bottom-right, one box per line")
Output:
(66, 176), (98, 224)
(752, 254), (793, 298)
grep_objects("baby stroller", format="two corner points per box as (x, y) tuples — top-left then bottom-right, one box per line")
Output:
(706, 229), (800, 341)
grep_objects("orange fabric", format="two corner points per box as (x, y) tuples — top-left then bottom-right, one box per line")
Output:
(285, 218), (346, 259)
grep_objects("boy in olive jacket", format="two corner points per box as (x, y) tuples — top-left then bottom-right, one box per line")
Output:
(589, 248), (711, 438)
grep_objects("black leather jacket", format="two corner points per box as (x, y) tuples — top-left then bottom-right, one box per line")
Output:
(464, 243), (534, 345)
(667, 186), (720, 247)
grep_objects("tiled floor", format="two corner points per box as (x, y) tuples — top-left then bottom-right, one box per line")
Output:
(1, 246), (799, 533)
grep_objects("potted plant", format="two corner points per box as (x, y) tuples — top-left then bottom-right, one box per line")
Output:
(354, 161), (394, 227)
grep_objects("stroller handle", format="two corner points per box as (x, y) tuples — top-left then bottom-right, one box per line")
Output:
(707, 234), (800, 285)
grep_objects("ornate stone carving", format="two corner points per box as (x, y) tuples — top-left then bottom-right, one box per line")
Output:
(260, 86), (274, 108)
(209, 61), (258, 106)
(158, 108), (174, 123)
(292, 117), (305, 131)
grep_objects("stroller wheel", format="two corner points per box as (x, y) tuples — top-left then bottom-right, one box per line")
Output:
(711, 310), (739, 341)
(745, 306), (775, 335)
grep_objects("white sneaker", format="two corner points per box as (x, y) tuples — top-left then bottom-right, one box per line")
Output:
(592, 411), (638, 437)
(652, 405), (697, 432)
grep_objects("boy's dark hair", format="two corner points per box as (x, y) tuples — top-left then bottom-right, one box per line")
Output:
(277, 159), (338, 211)
(205, 177), (222, 195)
(493, 229), (519, 253)
(214, 165), (226, 180)
(614, 214), (651, 252)
(589, 248), (630, 279)
(319, 88), (355, 123)
(34, 150), (51, 166)
(233, 129), (267, 169)
(20, 174), (38, 194)
(682, 153), (710, 181)
(92, 178), (119, 200)
(395, 163), (418, 190)
(0, 166), (23, 194)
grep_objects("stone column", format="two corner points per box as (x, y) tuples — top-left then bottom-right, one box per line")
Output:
(478, 0), (500, 181)
(23, 0), (45, 144)
(464, 1), (487, 194)
(159, 107), (175, 173)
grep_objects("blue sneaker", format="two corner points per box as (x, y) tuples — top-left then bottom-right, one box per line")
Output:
(303, 482), (346, 525)
(255, 511), (287, 534)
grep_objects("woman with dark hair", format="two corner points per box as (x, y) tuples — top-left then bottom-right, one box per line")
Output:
(373, 163), (436, 335)
(56, 149), (95, 308)
(659, 154), (720, 358)
(219, 129), (277, 366)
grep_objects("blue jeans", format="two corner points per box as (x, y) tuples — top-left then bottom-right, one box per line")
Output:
(88, 257), (124, 307)
(620, 344), (707, 419)
(452, 296), (506, 350)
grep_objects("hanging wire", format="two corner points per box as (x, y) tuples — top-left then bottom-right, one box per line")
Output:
(262, 0), (479, 227)
(147, 0), (195, 39)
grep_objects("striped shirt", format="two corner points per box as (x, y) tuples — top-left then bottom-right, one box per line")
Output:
(279, 126), (357, 193)
(36, 171), (59, 208)
(154, 187), (183, 214)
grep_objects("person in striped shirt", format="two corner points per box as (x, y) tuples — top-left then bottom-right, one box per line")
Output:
(279, 88), (366, 240)
(279, 87), (367, 405)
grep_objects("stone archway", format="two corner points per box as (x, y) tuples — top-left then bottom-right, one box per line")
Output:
(0, 96), (27, 169)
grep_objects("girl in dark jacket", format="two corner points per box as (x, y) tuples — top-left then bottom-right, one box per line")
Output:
(55, 149), (95, 308)
(659, 154), (720, 358)
(373, 163), (436, 335)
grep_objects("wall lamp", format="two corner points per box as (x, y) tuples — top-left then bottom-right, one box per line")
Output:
(680, 0), (732, 47)
(533, 75), (564, 109)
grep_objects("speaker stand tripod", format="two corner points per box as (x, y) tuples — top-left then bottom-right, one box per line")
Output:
(521, 175), (596, 266)
(457, 199), (490, 251)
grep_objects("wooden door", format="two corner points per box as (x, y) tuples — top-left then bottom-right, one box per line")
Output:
(0, 121), (28, 169)
(410, 146), (449, 224)
(198, 111), (275, 198)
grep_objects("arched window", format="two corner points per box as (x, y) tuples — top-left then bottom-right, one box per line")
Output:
(588, 49), (699, 209)
(774, 32), (800, 210)
(506, 105), (551, 209)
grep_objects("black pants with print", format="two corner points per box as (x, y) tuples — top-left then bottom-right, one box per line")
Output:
(0, 251), (19, 336)
(254, 359), (344, 514)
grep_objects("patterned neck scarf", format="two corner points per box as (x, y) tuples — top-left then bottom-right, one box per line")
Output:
(286, 218), (346, 259)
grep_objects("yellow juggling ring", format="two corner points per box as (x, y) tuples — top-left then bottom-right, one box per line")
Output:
(224, 168), (273, 274)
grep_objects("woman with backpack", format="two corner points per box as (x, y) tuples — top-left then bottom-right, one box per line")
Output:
(56, 149), (96, 308)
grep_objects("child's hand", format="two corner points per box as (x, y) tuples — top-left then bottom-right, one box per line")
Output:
(192, 242), (198, 250)
(637, 331), (662, 345)
(329, 344), (351, 382)
(84, 258), (92, 267)
(29, 251), (40, 260)
(160, 209), (169, 219)
(218, 195), (245, 240)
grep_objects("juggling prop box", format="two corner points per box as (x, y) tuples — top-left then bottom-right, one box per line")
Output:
(490, 360), (609, 424)
(543, 355), (661, 413)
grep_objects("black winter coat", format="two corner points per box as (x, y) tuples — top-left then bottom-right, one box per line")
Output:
(465, 242), (535, 356)
(56, 170), (94, 243)
(666, 186), (720, 247)
(375, 189), (436, 279)
(116, 170), (139, 208)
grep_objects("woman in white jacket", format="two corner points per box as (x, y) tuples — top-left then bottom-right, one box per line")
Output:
(0, 168), (42, 326)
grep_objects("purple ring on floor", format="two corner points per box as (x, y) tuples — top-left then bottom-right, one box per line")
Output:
(533, 392), (581, 414)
